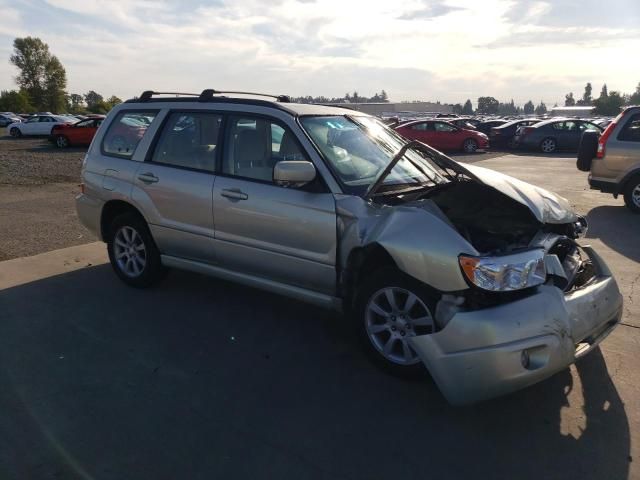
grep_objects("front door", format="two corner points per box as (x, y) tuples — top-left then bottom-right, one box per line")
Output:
(21, 116), (41, 134)
(212, 114), (337, 294)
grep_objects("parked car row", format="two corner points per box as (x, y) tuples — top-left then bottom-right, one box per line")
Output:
(387, 113), (610, 154)
(3, 113), (105, 147)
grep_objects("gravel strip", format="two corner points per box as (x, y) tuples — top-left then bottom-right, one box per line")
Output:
(0, 128), (94, 260)
(0, 128), (85, 185)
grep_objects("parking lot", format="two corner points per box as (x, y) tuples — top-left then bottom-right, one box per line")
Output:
(1, 132), (639, 479)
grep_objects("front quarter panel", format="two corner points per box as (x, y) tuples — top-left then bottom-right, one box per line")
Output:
(336, 195), (476, 292)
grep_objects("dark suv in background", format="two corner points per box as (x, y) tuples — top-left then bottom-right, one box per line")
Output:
(578, 105), (640, 212)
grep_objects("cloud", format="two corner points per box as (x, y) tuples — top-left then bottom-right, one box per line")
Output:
(503, 0), (640, 28)
(397, 2), (465, 20)
(480, 26), (640, 49)
(0, 0), (638, 106)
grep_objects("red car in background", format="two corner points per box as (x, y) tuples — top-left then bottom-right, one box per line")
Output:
(394, 119), (489, 153)
(51, 115), (105, 148)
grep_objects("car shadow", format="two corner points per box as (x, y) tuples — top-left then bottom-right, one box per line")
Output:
(26, 143), (87, 153)
(586, 205), (640, 262)
(0, 265), (631, 479)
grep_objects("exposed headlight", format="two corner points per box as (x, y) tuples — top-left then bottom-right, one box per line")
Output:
(459, 249), (546, 292)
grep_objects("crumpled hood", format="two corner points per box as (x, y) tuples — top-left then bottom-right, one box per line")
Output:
(456, 163), (578, 224)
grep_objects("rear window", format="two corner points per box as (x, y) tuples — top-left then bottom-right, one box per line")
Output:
(102, 111), (158, 158)
(618, 113), (640, 142)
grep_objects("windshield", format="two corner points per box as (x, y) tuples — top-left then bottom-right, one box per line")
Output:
(300, 115), (448, 196)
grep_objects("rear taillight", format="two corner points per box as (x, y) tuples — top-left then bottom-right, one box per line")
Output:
(79, 183), (85, 194)
(596, 110), (625, 158)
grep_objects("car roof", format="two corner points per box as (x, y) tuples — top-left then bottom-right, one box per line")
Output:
(533, 117), (596, 127)
(122, 95), (368, 118)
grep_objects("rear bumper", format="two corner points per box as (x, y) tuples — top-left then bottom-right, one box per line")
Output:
(75, 193), (104, 240)
(408, 246), (622, 405)
(588, 176), (619, 195)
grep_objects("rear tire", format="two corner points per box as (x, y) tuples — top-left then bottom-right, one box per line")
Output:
(10, 127), (21, 138)
(577, 130), (599, 171)
(623, 175), (640, 213)
(540, 137), (556, 153)
(353, 267), (438, 378)
(106, 212), (166, 287)
(55, 135), (69, 148)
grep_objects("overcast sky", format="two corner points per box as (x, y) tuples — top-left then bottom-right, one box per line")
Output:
(0, 0), (638, 106)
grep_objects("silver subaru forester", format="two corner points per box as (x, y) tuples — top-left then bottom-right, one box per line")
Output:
(76, 90), (623, 405)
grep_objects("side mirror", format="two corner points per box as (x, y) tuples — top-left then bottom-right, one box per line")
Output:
(273, 160), (316, 187)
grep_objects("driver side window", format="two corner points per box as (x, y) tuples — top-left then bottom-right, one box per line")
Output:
(223, 116), (307, 182)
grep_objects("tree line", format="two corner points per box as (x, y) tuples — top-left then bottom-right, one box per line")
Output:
(291, 90), (389, 104)
(451, 97), (549, 116)
(564, 82), (640, 116)
(0, 37), (122, 114)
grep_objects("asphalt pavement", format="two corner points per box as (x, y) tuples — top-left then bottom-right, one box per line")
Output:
(0, 153), (638, 480)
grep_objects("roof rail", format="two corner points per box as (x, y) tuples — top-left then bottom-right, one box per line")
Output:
(138, 91), (200, 101)
(198, 89), (290, 103)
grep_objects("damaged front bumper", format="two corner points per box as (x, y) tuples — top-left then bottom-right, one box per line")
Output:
(407, 246), (623, 405)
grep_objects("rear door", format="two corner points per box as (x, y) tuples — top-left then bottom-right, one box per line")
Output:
(212, 114), (336, 294)
(433, 121), (459, 150)
(37, 116), (55, 135)
(130, 110), (222, 264)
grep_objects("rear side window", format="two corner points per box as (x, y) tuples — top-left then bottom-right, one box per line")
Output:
(434, 122), (455, 132)
(102, 111), (158, 158)
(151, 112), (222, 172)
(618, 113), (640, 142)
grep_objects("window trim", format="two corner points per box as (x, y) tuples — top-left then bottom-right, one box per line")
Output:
(100, 109), (160, 160)
(144, 109), (224, 175)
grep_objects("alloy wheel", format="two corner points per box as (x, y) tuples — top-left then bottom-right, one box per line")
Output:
(541, 138), (556, 153)
(633, 183), (640, 208)
(463, 139), (478, 153)
(365, 287), (435, 365)
(113, 226), (147, 278)
(56, 136), (68, 148)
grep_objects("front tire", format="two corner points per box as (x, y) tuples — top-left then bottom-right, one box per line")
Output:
(462, 138), (478, 153)
(354, 267), (438, 377)
(107, 212), (165, 287)
(10, 127), (21, 138)
(623, 175), (640, 213)
(540, 137), (557, 153)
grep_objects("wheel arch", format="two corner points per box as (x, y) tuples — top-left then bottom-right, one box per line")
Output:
(341, 243), (398, 312)
(619, 168), (640, 195)
(100, 200), (147, 241)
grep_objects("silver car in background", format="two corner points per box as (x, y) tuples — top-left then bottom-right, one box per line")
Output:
(76, 90), (622, 405)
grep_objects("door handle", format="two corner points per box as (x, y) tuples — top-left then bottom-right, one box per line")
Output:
(138, 172), (159, 184)
(221, 188), (248, 200)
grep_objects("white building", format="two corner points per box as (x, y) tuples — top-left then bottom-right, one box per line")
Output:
(550, 106), (596, 117)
